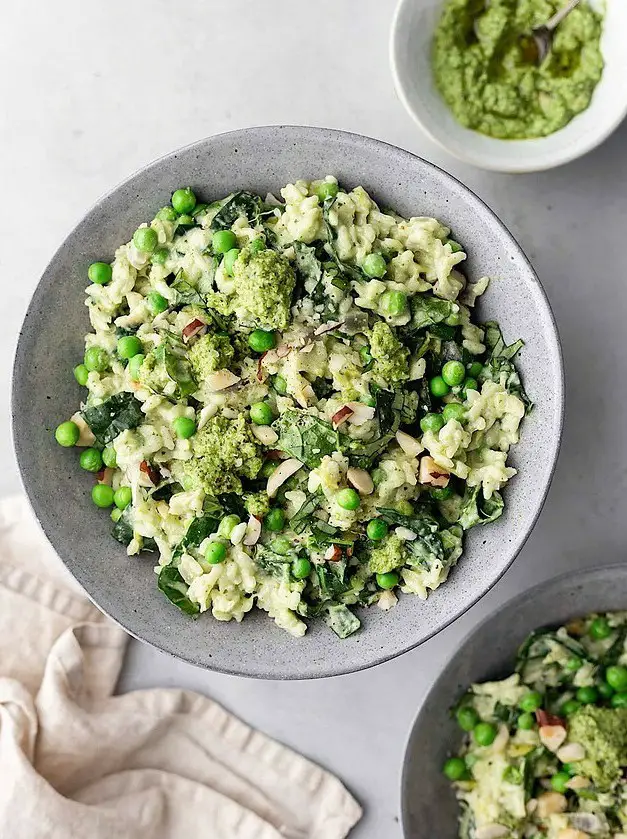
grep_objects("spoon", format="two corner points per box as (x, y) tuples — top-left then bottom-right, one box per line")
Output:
(526, 0), (582, 63)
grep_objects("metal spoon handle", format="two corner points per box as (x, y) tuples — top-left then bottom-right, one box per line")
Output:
(545, 0), (582, 32)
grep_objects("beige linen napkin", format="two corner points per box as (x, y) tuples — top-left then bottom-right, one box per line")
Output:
(0, 495), (362, 839)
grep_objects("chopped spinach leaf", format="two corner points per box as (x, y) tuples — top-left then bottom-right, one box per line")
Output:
(481, 321), (532, 412)
(289, 492), (321, 534)
(323, 603), (360, 639)
(254, 545), (293, 582)
(273, 409), (345, 469)
(82, 392), (144, 445)
(112, 509), (134, 546)
(410, 295), (455, 330)
(172, 277), (204, 306)
(458, 486), (504, 530)
(157, 565), (199, 616)
(210, 191), (272, 231)
(176, 513), (221, 556)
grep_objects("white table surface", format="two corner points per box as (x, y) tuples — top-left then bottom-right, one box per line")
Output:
(3, 1), (627, 835)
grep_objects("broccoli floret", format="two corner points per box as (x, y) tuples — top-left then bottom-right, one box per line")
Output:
(172, 414), (262, 496)
(369, 321), (409, 385)
(245, 491), (271, 519)
(188, 333), (234, 379)
(369, 533), (406, 574)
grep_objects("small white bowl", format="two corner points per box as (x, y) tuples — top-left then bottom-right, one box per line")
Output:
(390, 0), (627, 173)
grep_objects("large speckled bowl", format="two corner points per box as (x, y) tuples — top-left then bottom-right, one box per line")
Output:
(12, 126), (563, 679)
(401, 565), (627, 837)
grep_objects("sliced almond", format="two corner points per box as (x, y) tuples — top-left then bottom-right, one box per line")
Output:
(267, 458), (303, 498)
(70, 412), (96, 447)
(418, 455), (450, 487)
(557, 742), (586, 763)
(324, 544), (342, 562)
(395, 526), (417, 541)
(526, 799), (538, 816)
(243, 515), (262, 546)
(251, 425), (279, 445)
(377, 590), (398, 611)
(565, 775), (591, 790)
(294, 384), (316, 408)
(475, 826), (509, 839)
(396, 430), (423, 458)
(347, 467), (374, 496)
(230, 522), (247, 545)
(96, 467), (115, 486)
(491, 724), (510, 753)
(332, 405), (354, 428)
(314, 320), (344, 336)
(536, 791), (567, 818)
(205, 370), (240, 391)
(182, 318), (207, 341)
(344, 402), (376, 426)
(539, 724), (567, 752)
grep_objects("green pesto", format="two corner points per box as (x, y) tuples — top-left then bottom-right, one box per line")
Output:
(173, 414), (262, 496)
(568, 707), (627, 791)
(245, 491), (271, 519)
(432, 0), (604, 139)
(369, 533), (406, 574)
(188, 332), (234, 378)
(231, 248), (296, 330)
(369, 321), (410, 385)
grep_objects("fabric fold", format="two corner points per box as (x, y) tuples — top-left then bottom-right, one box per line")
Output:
(0, 495), (361, 839)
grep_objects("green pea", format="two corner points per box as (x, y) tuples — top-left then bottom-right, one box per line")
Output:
(442, 403), (466, 424)
(292, 557), (312, 579)
(551, 772), (570, 794)
(117, 335), (143, 360)
(80, 448), (103, 473)
(260, 461), (278, 478)
(442, 360), (465, 386)
(429, 376), (450, 398)
(336, 488), (360, 511)
(264, 508), (285, 532)
(519, 691), (543, 712)
(517, 712), (535, 730)
(467, 361), (484, 378)
(456, 706), (479, 732)
(612, 692), (627, 709)
(431, 486), (454, 501)
(114, 486), (132, 510)
(598, 681), (614, 699)
(223, 247), (240, 276)
(561, 699), (581, 715)
(92, 484), (115, 508)
(395, 500), (413, 516)
(110, 507), (123, 523)
(371, 467), (386, 487)
(212, 229), (237, 254)
(272, 375), (288, 395)
(177, 214), (194, 228)
(576, 686), (598, 705)
(173, 417), (197, 439)
(420, 412), (445, 434)
(606, 665), (627, 692)
(146, 292), (169, 315)
(565, 656), (582, 671)
(313, 181), (339, 202)
(249, 237), (266, 253)
(248, 329), (276, 353)
(102, 447), (117, 468)
(250, 402), (273, 426)
(191, 203), (208, 218)
(171, 187), (197, 215)
(443, 757), (468, 781)
(445, 311), (461, 326)
(473, 722), (497, 746)
(151, 247), (169, 265)
(562, 763), (578, 776)
(55, 421), (80, 447)
(360, 394), (377, 407)
(84, 346), (109, 373)
(271, 537), (292, 556)
(88, 262), (112, 285)
(218, 514), (240, 539)
(447, 239), (464, 254)
(462, 377), (478, 396)
(155, 206), (178, 221)
(128, 353), (145, 381)
(589, 616), (612, 640)
(360, 345), (373, 367)
(205, 541), (227, 565)
(362, 253), (387, 279)
(380, 290), (407, 317)
(133, 227), (158, 254)
(73, 364), (89, 386)
(366, 518), (389, 541)
(376, 571), (399, 590)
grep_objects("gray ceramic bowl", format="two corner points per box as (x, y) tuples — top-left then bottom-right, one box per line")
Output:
(401, 565), (627, 837)
(12, 126), (563, 678)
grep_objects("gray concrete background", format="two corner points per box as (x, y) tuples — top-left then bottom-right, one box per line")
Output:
(2, 1), (626, 835)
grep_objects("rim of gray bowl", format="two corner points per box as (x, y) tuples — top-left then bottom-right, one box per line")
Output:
(399, 563), (627, 836)
(12, 126), (564, 678)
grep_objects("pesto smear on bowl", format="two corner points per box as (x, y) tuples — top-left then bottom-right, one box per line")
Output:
(433, 0), (604, 139)
(445, 612), (627, 838)
(54, 179), (530, 639)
